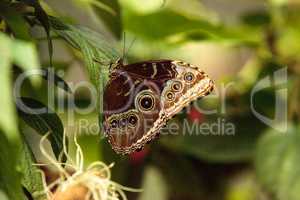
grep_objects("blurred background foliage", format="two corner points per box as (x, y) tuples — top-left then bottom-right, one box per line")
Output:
(0, 0), (300, 200)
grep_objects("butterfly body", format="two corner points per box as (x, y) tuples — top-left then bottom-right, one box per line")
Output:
(103, 60), (214, 154)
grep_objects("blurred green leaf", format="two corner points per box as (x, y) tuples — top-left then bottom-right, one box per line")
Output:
(19, 136), (45, 200)
(0, 132), (25, 200)
(180, 31), (211, 41)
(0, 2), (31, 40)
(41, 69), (71, 93)
(161, 113), (265, 163)
(16, 97), (65, 161)
(0, 190), (9, 200)
(241, 10), (271, 26)
(277, 23), (300, 59)
(73, 0), (116, 15)
(235, 57), (262, 93)
(151, 149), (205, 198)
(13, 66), (71, 93)
(98, 61), (109, 131)
(0, 32), (40, 145)
(0, 31), (41, 200)
(0, 34), (19, 144)
(138, 166), (168, 200)
(20, 0), (53, 66)
(123, 8), (259, 45)
(92, 0), (122, 39)
(77, 135), (102, 167)
(224, 171), (259, 200)
(269, 0), (288, 6)
(124, 9), (220, 40)
(120, 0), (166, 14)
(255, 124), (300, 200)
(12, 41), (40, 79)
(100, 139), (130, 182)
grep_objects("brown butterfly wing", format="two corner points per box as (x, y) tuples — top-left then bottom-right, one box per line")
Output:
(103, 60), (176, 153)
(103, 60), (214, 154)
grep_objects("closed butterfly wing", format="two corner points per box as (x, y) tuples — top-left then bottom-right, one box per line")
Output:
(103, 60), (214, 154)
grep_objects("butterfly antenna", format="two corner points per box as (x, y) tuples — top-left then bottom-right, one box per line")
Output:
(124, 37), (137, 61)
(122, 32), (126, 61)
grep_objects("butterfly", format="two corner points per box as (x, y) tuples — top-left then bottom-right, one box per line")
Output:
(103, 59), (214, 154)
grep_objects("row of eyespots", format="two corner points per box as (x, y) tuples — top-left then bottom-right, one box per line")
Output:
(109, 113), (139, 129)
(165, 71), (196, 101)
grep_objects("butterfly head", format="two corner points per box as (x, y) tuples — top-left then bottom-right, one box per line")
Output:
(109, 58), (124, 72)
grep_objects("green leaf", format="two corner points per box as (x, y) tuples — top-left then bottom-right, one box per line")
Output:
(277, 22), (300, 59)
(19, 136), (46, 200)
(20, 0), (53, 66)
(12, 40), (40, 77)
(138, 166), (168, 200)
(41, 69), (72, 93)
(151, 149), (205, 198)
(0, 33), (19, 144)
(0, 31), (41, 200)
(23, 187), (35, 200)
(224, 171), (259, 200)
(16, 97), (65, 161)
(49, 17), (120, 89)
(123, 9), (220, 40)
(255, 125), (300, 200)
(0, 132), (25, 200)
(98, 63), (109, 130)
(241, 10), (271, 26)
(92, 0), (122, 39)
(122, 8), (262, 45)
(0, 32), (40, 145)
(13, 67), (71, 93)
(0, 2), (31, 40)
(269, 0), (288, 6)
(123, 8), (254, 44)
(160, 113), (265, 163)
(0, 190), (9, 200)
